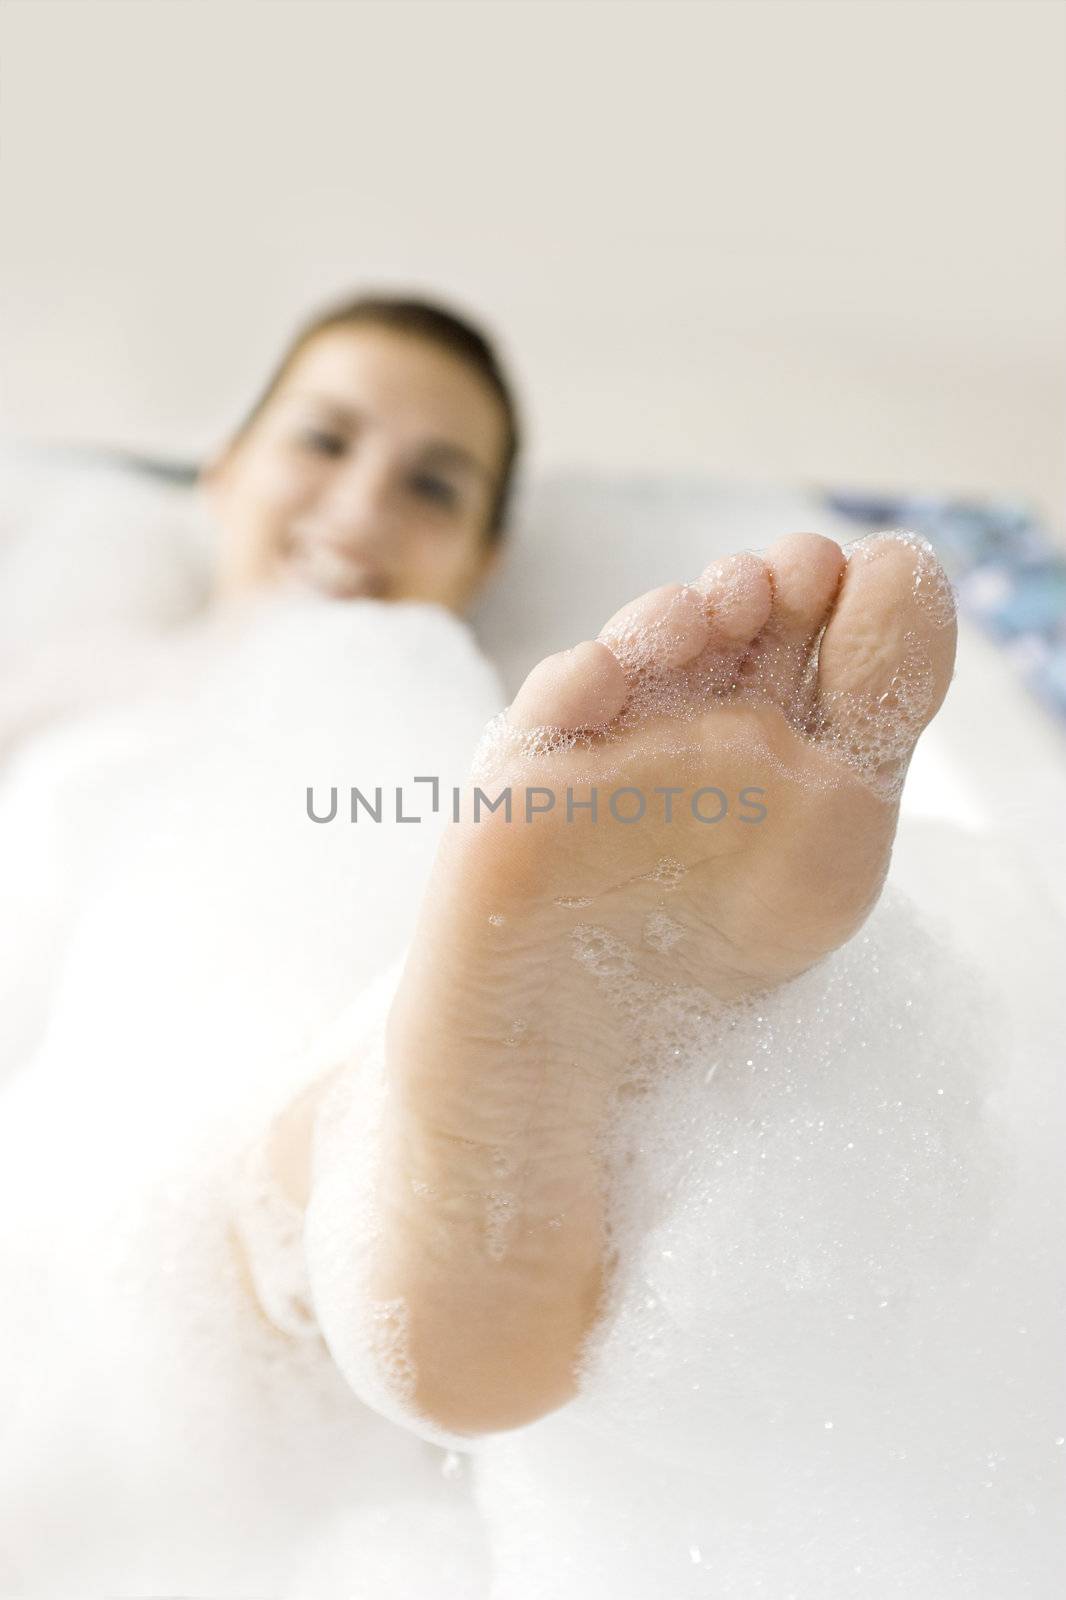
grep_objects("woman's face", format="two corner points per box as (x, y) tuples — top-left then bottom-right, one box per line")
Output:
(204, 325), (508, 613)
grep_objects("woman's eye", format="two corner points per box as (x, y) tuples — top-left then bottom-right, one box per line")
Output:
(410, 473), (459, 508)
(299, 428), (346, 457)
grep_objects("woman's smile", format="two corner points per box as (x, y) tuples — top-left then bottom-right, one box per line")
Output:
(283, 531), (389, 599)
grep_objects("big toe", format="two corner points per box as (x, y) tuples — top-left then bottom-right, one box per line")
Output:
(811, 532), (957, 786)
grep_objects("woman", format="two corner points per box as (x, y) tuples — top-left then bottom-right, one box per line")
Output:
(0, 294), (515, 768)
(0, 294), (523, 1596)
(205, 294), (519, 612)
(0, 294), (1059, 1597)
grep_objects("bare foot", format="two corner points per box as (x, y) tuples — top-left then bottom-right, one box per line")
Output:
(371, 531), (958, 1433)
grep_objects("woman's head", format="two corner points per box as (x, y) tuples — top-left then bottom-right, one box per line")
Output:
(203, 294), (521, 613)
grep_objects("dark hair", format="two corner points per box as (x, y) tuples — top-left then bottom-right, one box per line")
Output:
(232, 293), (521, 545)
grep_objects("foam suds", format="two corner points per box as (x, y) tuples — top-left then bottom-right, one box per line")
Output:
(642, 856), (687, 890)
(469, 883), (1065, 1598)
(0, 597), (507, 1592)
(642, 911), (684, 953)
(304, 870), (1064, 1597)
(2, 555), (1060, 1598)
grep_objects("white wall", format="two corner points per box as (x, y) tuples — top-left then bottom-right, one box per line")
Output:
(1, 0), (1063, 533)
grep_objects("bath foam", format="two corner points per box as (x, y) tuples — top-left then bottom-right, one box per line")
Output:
(3, 571), (1059, 1595)
(469, 885), (1063, 1598)
(0, 595), (507, 1594)
(303, 877), (1062, 1597)
(578, 888), (1003, 1409)
(470, 530), (956, 803)
(305, 887), (1000, 1446)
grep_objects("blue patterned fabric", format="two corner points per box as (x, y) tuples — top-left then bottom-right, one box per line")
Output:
(824, 490), (1066, 726)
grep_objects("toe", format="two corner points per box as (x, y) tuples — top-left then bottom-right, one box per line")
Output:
(693, 552), (774, 648)
(811, 532), (957, 780)
(599, 582), (711, 673)
(764, 531), (845, 638)
(508, 640), (629, 732)
(752, 531), (846, 709)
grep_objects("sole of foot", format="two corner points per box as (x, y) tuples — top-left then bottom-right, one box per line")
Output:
(374, 530), (957, 1429)
(392, 528), (956, 1069)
